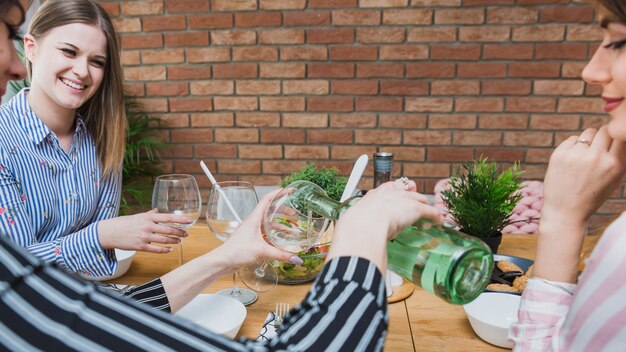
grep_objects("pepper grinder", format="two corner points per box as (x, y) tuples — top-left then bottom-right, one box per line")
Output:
(373, 152), (394, 188)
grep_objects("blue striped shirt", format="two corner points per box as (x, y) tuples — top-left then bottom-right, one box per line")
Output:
(0, 89), (121, 277)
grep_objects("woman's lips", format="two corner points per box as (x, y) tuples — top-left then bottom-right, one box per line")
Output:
(603, 97), (624, 113)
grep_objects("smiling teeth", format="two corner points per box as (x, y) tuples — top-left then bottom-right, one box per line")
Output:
(61, 78), (85, 90)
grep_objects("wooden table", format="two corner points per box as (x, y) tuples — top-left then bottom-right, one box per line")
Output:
(110, 226), (596, 351)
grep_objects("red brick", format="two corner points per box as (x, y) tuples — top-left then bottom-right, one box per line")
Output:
(211, 0), (257, 11)
(133, 98), (168, 112)
(283, 80), (329, 95)
(332, 10), (381, 26)
(308, 130), (354, 144)
(215, 129), (259, 143)
(431, 81), (480, 95)
(159, 144), (193, 158)
(360, 0), (409, 7)
(307, 29), (355, 44)
(262, 160), (307, 174)
(142, 49), (185, 64)
(259, 29), (304, 44)
(232, 47), (278, 62)
(407, 27), (456, 42)
(261, 129), (306, 144)
(239, 145), (283, 159)
(465, 0), (514, 5)
(460, 27), (510, 42)
(281, 46), (328, 61)
(456, 97), (504, 112)
(124, 66), (166, 81)
(260, 0), (306, 10)
(236, 81), (281, 95)
(379, 114), (427, 128)
(487, 7), (537, 24)
(428, 114), (477, 129)
(121, 1), (163, 16)
(562, 62), (587, 78)
(190, 81), (234, 95)
(121, 34), (163, 49)
(211, 30), (256, 45)
(403, 163), (451, 178)
(187, 48), (230, 63)
(407, 63), (455, 78)
(482, 80), (531, 95)
(168, 65), (212, 80)
(476, 148), (526, 163)
(123, 83), (144, 96)
(331, 80), (378, 95)
(330, 114), (377, 127)
(454, 131), (502, 145)
(142, 16), (186, 32)
(189, 14), (233, 29)
(558, 98), (604, 113)
(355, 130), (402, 144)
(435, 9), (484, 24)
(357, 28), (405, 43)
(357, 63), (403, 78)
(483, 44), (534, 59)
(171, 128), (213, 143)
(260, 97), (305, 111)
(236, 113), (280, 127)
(539, 6), (593, 23)
(309, 64), (355, 78)
(121, 51), (140, 65)
(99, 2), (120, 16)
(504, 132), (553, 147)
(383, 146), (426, 161)
(478, 114), (528, 129)
(509, 62), (561, 78)
(309, 0), (357, 8)
(113, 18), (141, 33)
(404, 131), (451, 145)
(507, 97), (556, 112)
(172, 160), (201, 175)
(431, 45), (481, 60)
(356, 97), (403, 111)
(165, 32), (209, 47)
(536, 44), (588, 60)
(235, 13), (282, 28)
(213, 97), (258, 111)
(284, 146), (329, 159)
(331, 146), (377, 159)
(383, 9), (432, 25)
(307, 97), (354, 112)
(191, 113), (234, 127)
(217, 160), (261, 175)
(260, 63), (305, 78)
(282, 113), (328, 127)
(170, 97), (214, 112)
(166, 0), (210, 13)
(147, 82), (189, 96)
(428, 147), (474, 161)
(330, 46), (378, 61)
(534, 80), (585, 95)
(195, 145), (238, 158)
(284, 11), (330, 26)
(567, 24), (602, 41)
(406, 98), (454, 112)
(380, 81), (428, 95)
(530, 114), (580, 130)
(213, 64), (258, 79)
(512, 25), (564, 42)
(379, 45), (428, 60)
(458, 63), (507, 78)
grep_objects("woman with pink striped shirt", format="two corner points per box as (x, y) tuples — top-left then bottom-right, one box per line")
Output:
(509, 0), (626, 350)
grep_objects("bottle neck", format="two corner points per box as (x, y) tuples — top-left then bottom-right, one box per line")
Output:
(302, 191), (360, 221)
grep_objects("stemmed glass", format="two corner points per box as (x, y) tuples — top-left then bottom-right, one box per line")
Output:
(152, 174), (202, 266)
(206, 181), (265, 305)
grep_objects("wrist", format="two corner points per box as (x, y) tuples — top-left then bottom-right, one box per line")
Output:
(97, 220), (112, 249)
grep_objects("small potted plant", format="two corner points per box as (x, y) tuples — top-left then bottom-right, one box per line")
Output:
(440, 158), (524, 253)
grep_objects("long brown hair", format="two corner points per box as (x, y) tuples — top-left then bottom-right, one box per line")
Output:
(27, 0), (125, 177)
(594, 0), (626, 23)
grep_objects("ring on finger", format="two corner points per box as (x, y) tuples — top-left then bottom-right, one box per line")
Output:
(397, 176), (410, 190)
(576, 138), (591, 146)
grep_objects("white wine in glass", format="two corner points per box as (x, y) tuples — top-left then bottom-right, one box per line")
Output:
(152, 174), (202, 266)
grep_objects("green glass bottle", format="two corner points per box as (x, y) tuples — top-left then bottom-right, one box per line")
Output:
(298, 181), (493, 305)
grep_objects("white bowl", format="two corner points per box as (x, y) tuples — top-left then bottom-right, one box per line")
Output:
(463, 293), (521, 348)
(176, 294), (247, 339)
(79, 249), (136, 281)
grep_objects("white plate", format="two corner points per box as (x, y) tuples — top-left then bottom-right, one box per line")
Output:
(79, 249), (136, 281)
(176, 294), (247, 339)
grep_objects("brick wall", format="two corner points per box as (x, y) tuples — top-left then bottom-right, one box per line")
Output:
(98, 0), (622, 227)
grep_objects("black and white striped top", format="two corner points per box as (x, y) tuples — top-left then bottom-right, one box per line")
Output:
(0, 235), (388, 351)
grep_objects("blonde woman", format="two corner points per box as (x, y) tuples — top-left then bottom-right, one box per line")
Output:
(0, 0), (192, 277)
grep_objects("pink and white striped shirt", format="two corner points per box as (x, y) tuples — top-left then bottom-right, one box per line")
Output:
(509, 212), (626, 351)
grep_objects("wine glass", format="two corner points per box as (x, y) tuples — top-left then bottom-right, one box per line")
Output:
(152, 174), (201, 266)
(206, 181), (268, 305)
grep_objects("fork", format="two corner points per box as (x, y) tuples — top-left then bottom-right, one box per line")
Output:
(274, 302), (290, 329)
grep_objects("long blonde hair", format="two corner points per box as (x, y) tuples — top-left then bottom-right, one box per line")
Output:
(27, 0), (125, 177)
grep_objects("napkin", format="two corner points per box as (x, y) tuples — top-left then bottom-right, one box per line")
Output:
(257, 312), (278, 341)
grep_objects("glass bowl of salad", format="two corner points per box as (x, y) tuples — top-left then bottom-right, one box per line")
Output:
(271, 242), (330, 284)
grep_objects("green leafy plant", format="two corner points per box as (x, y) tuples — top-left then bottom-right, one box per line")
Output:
(440, 157), (524, 239)
(281, 163), (347, 201)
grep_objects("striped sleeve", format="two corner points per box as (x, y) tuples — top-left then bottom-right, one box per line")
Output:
(123, 278), (171, 312)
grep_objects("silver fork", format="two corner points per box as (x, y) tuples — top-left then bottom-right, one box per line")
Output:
(274, 302), (290, 329)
